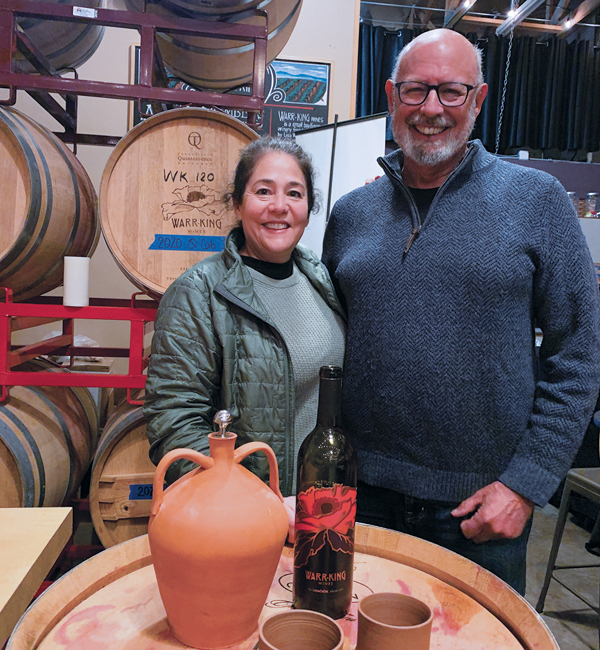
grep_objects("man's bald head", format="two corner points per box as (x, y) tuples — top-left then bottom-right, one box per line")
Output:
(392, 29), (483, 87)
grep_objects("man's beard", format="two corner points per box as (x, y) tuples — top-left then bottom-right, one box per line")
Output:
(392, 101), (477, 166)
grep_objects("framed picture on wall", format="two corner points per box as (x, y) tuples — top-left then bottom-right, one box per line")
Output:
(127, 45), (332, 138)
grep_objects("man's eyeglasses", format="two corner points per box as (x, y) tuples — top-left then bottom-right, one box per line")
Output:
(394, 82), (476, 107)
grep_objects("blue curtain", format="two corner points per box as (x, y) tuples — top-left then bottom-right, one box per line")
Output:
(356, 24), (423, 141)
(356, 23), (600, 156)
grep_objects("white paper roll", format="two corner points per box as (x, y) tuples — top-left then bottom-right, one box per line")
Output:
(63, 256), (90, 307)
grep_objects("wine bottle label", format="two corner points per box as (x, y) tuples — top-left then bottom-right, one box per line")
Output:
(294, 484), (357, 569)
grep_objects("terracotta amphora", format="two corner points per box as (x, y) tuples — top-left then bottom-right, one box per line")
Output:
(148, 411), (289, 649)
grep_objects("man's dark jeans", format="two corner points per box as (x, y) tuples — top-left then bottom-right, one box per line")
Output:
(356, 481), (532, 595)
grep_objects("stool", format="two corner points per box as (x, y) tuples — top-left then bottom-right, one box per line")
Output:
(536, 467), (600, 644)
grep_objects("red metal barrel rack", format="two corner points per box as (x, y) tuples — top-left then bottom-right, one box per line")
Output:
(0, 288), (159, 405)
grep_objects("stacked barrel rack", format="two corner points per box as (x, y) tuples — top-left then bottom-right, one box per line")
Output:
(0, 0), (268, 549)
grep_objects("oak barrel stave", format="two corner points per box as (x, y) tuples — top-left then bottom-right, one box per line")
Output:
(0, 107), (100, 301)
(15, 0), (104, 73)
(0, 361), (98, 508)
(1, 387), (78, 507)
(123, 0), (302, 90)
(138, 0), (264, 16)
(89, 395), (156, 548)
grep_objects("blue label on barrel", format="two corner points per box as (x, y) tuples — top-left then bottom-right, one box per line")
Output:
(149, 235), (226, 252)
(129, 484), (154, 500)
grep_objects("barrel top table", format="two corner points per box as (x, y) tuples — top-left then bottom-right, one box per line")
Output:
(7, 524), (558, 650)
(0, 508), (72, 648)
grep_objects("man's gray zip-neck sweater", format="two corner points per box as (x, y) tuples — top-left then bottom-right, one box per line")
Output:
(322, 140), (600, 507)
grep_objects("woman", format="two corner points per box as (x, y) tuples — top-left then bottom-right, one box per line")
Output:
(143, 137), (345, 498)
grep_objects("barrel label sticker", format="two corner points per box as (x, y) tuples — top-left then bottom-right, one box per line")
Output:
(149, 235), (226, 252)
(129, 484), (154, 500)
(73, 6), (97, 18)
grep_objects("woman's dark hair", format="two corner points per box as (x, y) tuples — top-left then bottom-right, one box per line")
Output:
(224, 136), (320, 215)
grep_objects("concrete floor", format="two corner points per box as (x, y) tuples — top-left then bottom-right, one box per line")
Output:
(526, 504), (599, 649)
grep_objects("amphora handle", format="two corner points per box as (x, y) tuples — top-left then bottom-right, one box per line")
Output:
(234, 442), (284, 502)
(151, 448), (214, 516)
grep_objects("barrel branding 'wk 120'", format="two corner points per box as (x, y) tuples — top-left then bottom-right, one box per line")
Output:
(293, 366), (358, 619)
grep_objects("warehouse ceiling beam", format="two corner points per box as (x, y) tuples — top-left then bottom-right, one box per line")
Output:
(462, 13), (563, 29)
(559, 0), (600, 34)
(418, 11), (438, 26)
(360, 0), (598, 32)
(550, 0), (570, 21)
(496, 0), (547, 34)
(421, 0), (439, 27)
(408, 3), (415, 27)
(444, 0), (477, 27)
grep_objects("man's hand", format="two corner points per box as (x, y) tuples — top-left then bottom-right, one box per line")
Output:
(451, 481), (534, 544)
(283, 495), (296, 544)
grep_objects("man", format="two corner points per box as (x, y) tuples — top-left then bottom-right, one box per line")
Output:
(322, 29), (600, 595)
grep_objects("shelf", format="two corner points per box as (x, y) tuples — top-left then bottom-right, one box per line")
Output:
(0, 290), (159, 405)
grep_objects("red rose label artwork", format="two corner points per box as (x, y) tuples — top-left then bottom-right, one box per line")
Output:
(294, 484), (357, 569)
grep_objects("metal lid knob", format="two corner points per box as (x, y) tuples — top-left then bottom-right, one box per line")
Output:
(214, 409), (233, 438)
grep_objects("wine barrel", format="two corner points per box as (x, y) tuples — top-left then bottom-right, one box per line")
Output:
(89, 397), (156, 548)
(15, 0), (104, 73)
(139, 0), (265, 16)
(25, 358), (100, 450)
(0, 107), (100, 301)
(0, 361), (98, 508)
(123, 0), (302, 90)
(99, 107), (258, 299)
(6, 527), (559, 650)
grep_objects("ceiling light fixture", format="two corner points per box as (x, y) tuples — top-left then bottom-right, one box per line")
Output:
(444, 0), (478, 28)
(496, 0), (546, 35)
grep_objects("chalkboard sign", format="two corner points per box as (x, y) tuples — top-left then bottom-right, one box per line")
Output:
(129, 47), (331, 138)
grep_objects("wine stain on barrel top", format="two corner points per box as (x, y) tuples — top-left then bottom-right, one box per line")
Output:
(53, 604), (124, 648)
(395, 577), (414, 595)
(431, 582), (478, 635)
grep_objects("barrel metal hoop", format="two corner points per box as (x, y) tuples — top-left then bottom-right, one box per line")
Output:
(29, 387), (75, 505)
(40, 23), (105, 69)
(12, 121), (83, 299)
(0, 109), (44, 272)
(92, 407), (145, 474)
(0, 405), (43, 507)
(162, 0), (300, 58)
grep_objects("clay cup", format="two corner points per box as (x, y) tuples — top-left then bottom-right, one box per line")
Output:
(258, 609), (344, 650)
(356, 592), (433, 650)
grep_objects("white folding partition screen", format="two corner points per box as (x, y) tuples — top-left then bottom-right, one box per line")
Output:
(579, 218), (600, 263)
(295, 113), (387, 258)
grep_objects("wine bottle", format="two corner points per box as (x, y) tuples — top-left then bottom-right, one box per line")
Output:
(292, 365), (358, 619)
